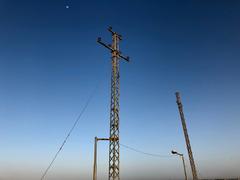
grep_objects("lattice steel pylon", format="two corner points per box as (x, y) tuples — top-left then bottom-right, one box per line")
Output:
(97, 27), (129, 180)
(175, 92), (198, 180)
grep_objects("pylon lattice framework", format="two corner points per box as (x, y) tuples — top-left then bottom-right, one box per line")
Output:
(176, 92), (198, 180)
(97, 27), (129, 180)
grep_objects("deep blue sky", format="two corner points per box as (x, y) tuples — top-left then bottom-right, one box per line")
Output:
(0, 0), (240, 180)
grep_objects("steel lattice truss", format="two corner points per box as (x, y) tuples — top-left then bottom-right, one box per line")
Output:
(176, 92), (198, 180)
(109, 33), (120, 180)
(97, 27), (129, 180)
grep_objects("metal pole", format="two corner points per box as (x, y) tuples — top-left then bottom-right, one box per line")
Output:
(181, 155), (188, 180)
(92, 137), (110, 180)
(175, 92), (198, 180)
(93, 137), (97, 180)
(172, 150), (188, 180)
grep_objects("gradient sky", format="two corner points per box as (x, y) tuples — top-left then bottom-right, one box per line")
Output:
(0, 0), (240, 180)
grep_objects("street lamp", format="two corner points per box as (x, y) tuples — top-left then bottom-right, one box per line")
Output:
(171, 150), (188, 180)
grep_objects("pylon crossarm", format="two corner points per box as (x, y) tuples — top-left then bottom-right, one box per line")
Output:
(108, 26), (122, 40)
(97, 38), (130, 62)
(119, 54), (130, 62)
(97, 37), (113, 51)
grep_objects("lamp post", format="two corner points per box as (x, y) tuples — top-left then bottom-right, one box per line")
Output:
(93, 137), (110, 180)
(172, 150), (188, 180)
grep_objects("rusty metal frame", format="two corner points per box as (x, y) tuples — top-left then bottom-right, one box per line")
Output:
(97, 27), (129, 180)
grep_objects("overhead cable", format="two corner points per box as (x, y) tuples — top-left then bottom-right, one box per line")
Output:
(40, 84), (99, 180)
(120, 143), (173, 158)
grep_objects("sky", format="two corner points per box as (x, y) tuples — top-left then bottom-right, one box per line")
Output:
(0, 0), (240, 180)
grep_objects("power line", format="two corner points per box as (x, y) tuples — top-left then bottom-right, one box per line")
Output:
(40, 84), (99, 180)
(120, 143), (173, 158)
